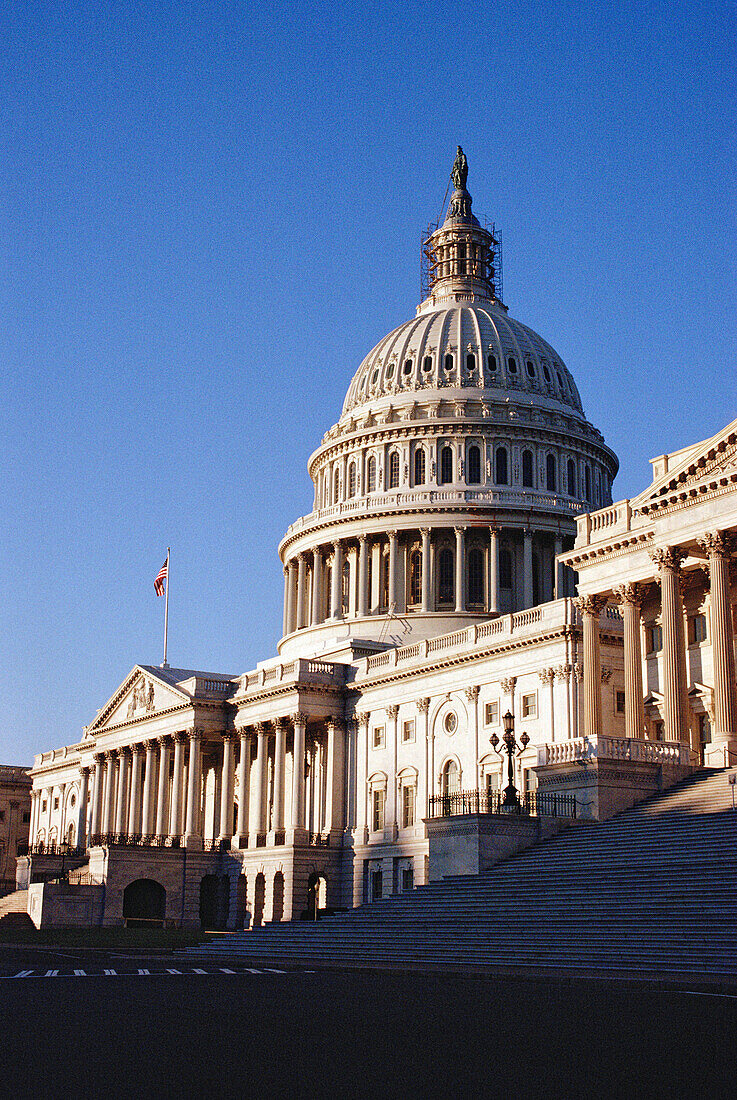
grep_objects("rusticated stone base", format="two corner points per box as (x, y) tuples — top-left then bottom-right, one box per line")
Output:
(424, 813), (577, 882)
(534, 758), (693, 821)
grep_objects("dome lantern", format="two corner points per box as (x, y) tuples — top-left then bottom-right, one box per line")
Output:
(420, 147), (502, 313)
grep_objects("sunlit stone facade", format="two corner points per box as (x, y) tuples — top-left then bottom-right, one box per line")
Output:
(21, 161), (736, 930)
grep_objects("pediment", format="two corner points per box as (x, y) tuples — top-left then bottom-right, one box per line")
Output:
(88, 666), (190, 734)
(633, 418), (737, 515)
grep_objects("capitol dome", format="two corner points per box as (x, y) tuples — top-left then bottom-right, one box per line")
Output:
(278, 151), (618, 658)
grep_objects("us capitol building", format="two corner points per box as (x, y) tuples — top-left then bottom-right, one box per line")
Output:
(19, 153), (737, 930)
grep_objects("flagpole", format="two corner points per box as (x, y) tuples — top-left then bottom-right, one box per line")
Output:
(162, 547), (170, 668)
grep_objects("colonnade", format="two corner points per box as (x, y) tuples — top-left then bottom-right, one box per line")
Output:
(44, 714), (347, 851)
(283, 525), (569, 634)
(576, 531), (736, 752)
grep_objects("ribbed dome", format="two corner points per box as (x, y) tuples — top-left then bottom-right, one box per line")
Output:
(341, 301), (584, 419)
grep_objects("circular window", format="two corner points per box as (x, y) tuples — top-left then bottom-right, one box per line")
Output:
(444, 711), (457, 734)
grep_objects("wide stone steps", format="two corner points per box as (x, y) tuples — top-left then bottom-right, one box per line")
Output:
(186, 766), (737, 976)
(0, 890), (29, 925)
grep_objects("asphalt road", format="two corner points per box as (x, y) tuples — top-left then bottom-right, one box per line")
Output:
(0, 945), (734, 1099)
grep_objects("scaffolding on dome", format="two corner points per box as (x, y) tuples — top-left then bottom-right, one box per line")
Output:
(420, 218), (503, 303)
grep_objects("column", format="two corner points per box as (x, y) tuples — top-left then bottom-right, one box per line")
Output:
(282, 566), (290, 636)
(168, 733), (187, 841)
(386, 705), (399, 839)
(698, 532), (737, 752)
(235, 730), (250, 847)
(331, 540), (343, 618)
(488, 526), (499, 613)
(249, 724), (268, 842)
(311, 548), (324, 625)
(324, 718), (345, 836)
(184, 728), (203, 848)
(387, 530), (398, 611)
(114, 750), (129, 839)
(76, 767), (90, 849)
(272, 719), (286, 833)
(102, 752), (116, 836)
(523, 528), (534, 609)
(418, 699), (431, 815)
(128, 746), (144, 837)
(575, 595), (606, 739)
(614, 583), (646, 739)
(296, 554), (307, 629)
(90, 755), (104, 840)
(285, 561), (297, 635)
(554, 534), (564, 599)
(357, 535), (369, 617)
(354, 713), (369, 847)
(466, 686), (480, 787)
(155, 737), (171, 841)
(28, 790), (38, 846)
(454, 526), (466, 612)
(421, 528), (432, 612)
(650, 547), (690, 744)
(218, 734), (236, 844)
(290, 712), (307, 833)
(141, 740), (157, 839)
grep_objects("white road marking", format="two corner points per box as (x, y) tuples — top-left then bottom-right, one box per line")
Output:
(166, 968), (182, 975)
(192, 969), (207, 974)
(103, 969), (117, 976)
(74, 970), (86, 976)
(678, 991), (737, 1000)
(44, 970), (59, 977)
(263, 968), (286, 974)
(1, 965), (296, 980)
(220, 968), (235, 974)
(14, 970), (33, 977)
(137, 969), (150, 975)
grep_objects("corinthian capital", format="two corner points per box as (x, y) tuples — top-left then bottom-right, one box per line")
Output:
(500, 676), (517, 694)
(613, 582), (644, 608)
(697, 531), (733, 559)
(573, 594), (607, 617)
(648, 546), (686, 573)
(416, 698), (430, 714)
(385, 705), (399, 720)
(538, 667), (555, 685)
(291, 712), (308, 727)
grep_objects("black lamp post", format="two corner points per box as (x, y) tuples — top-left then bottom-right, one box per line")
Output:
(59, 840), (69, 883)
(490, 711), (530, 813)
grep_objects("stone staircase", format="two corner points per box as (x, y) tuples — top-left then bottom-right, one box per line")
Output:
(185, 766), (737, 977)
(0, 889), (32, 928)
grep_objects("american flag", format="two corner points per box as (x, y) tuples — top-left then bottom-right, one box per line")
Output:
(154, 558), (168, 597)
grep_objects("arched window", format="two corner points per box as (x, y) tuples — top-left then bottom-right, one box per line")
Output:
(466, 353), (476, 372)
(499, 548), (512, 589)
(409, 550), (422, 606)
(389, 451), (400, 489)
(333, 468), (341, 502)
(444, 353), (453, 372)
(347, 462), (356, 499)
(442, 759), (460, 796)
(341, 561), (350, 615)
(440, 446), (453, 485)
(508, 357), (517, 374)
(414, 448), (426, 486)
(467, 445), (481, 484)
(567, 458), (576, 497)
(495, 447), (508, 485)
(438, 548), (454, 604)
(487, 353), (497, 373)
(468, 547), (484, 605)
(585, 465), (591, 503)
(546, 454), (556, 492)
(367, 456), (376, 493)
(522, 449), (534, 488)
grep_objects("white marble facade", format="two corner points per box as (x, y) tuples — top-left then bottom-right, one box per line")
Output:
(25, 163), (737, 928)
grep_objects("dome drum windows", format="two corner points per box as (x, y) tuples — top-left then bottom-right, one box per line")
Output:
(414, 447), (426, 486)
(403, 359), (413, 376)
(467, 546), (484, 606)
(438, 547), (454, 605)
(388, 451), (400, 489)
(440, 445), (453, 485)
(347, 462), (356, 499)
(567, 458), (576, 497)
(525, 360), (536, 379)
(444, 353), (454, 373)
(423, 355), (433, 372)
(507, 357), (517, 374)
(367, 456), (377, 493)
(408, 549), (422, 607)
(466, 444), (481, 485)
(495, 446), (508, 486)
(487, 353), (497, 374)
(465, 352), (476, 373)
(522, 449), (534, 489)
(546, 454), (557, 493)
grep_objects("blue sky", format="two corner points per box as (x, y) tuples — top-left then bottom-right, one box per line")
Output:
(1, 1), (735, 764)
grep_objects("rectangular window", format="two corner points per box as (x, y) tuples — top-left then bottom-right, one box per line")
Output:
(402, 785), (415, 828)
(22, 812), (30, 824)
(523, 768), (537, 793)
(372, 726), (385, 749)
(401, 867), (414, 892)
(689, 614), (707, 645)
(402, 719), (415, 744)
(372, 788), (385, 832)
(616, 691), (626, 715)
(521, 692), (537, 719)
(486, 771), (500, 794)
(484, 701), (499, 726)
(647, 624), (663, 654)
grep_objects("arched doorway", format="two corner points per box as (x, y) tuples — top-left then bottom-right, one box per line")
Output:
(123, 879), (166, 927)
(199, 874), (230, 931)
(272, 872), (284, 923)
(442, 759), (460, 796)
(253, 872), (265, 927)
(66, 823), (75, 848)
(306, 872), (327, 920)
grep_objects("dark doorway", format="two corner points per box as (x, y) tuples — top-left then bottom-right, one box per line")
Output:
(253, 872), (265, 927)
(199, 874), (230, 931)
(123, 879), (166, 927)
(272, 872), (284, 923)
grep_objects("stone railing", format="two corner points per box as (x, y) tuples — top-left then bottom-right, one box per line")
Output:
(574, 499), (652, 547)
(357, 598), (597, 680)
(237, 657), (345, 695)
(541, 736), (690, 767)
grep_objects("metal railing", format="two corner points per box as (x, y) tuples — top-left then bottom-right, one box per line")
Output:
(19, 843), (87, 858)
(428, 789), (577, 820)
